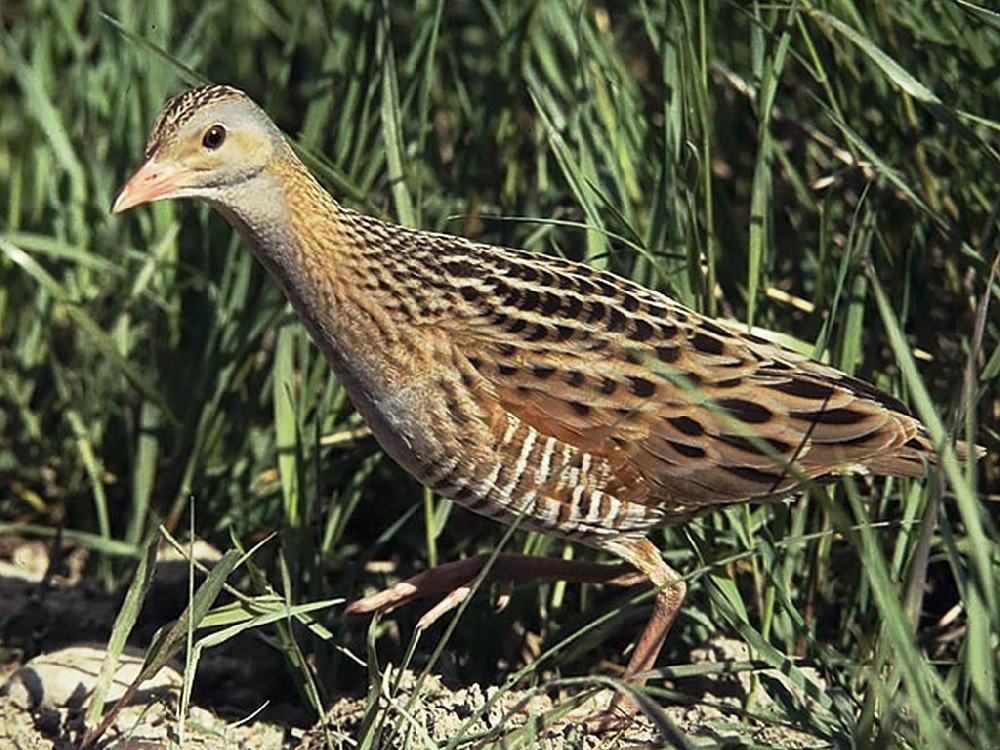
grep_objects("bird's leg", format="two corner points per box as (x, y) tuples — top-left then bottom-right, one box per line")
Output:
(345, 553), (644, 629)
(592, 536), (687, 728)
(609, 537), (686, 681)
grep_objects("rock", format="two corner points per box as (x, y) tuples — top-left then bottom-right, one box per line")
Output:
(2, 644), (182, 710)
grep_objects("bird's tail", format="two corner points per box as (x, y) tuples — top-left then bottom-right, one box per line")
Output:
(864, 432), (984, 478)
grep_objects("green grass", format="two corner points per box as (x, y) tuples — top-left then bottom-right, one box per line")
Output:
(1, 1), (999, 748)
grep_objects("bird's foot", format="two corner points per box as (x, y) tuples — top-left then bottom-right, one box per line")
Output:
(567, 706), (635, 734)
(543, 690), (651, 738)
(345, 554), (502, 629)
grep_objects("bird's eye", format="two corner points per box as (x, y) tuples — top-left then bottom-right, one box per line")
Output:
(202, 125), (226, 150)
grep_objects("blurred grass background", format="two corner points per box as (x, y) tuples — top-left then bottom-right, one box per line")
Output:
(1, 0), (999, 747)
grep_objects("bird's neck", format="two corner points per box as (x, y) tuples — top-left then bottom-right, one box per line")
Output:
(216, 155), (430, 400)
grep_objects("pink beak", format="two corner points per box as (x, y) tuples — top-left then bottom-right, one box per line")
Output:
(111, 156), (191, 213)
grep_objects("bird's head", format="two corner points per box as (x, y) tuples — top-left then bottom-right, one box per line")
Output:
(112, 84), (288, 214)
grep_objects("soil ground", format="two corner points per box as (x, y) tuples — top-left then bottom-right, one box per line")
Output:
(0, 537), (833, 749)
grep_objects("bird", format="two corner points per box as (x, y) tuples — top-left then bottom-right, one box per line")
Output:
(113, 84), (973, 722)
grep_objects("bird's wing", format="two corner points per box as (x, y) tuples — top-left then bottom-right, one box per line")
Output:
(433, 245), (929, 513)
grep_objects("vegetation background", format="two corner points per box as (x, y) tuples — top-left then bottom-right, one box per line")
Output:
(1, 1), (998, 747)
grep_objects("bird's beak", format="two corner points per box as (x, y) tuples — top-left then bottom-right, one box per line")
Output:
(111, 156), (192, 214)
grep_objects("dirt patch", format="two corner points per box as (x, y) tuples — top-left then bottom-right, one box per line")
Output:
(1, 650), (833, 749)
(0, 537), (834, 748)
